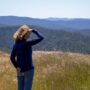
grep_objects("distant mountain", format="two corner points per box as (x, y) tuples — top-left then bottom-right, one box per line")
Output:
(46, 17), (69, 21)
(0, 16), (90, 30)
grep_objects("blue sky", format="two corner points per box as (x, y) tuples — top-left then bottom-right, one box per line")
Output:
(0, 0), (90, 18)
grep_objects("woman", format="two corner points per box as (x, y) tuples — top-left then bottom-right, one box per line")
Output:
(10, 25), (44, 90)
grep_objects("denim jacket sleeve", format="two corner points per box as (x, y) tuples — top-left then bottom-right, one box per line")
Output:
(26, 30), (44, 46)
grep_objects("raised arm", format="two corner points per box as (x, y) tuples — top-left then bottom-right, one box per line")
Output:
(10, 46), (18, 68)
(26, 30), (44, 46)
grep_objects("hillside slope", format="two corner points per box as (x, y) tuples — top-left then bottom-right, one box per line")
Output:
(0, 26), (90, 54)
(0, 51), (90, 90)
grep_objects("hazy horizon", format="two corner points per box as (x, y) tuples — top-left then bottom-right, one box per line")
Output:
(0, 15), (90, 20)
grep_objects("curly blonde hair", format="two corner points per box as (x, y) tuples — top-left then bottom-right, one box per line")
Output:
(13, 25), (32, 41)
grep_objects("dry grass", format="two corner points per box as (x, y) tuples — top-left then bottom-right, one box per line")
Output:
(0, 51), (90, 90)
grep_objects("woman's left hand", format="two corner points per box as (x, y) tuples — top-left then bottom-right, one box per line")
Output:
(16, 67), (21, 75)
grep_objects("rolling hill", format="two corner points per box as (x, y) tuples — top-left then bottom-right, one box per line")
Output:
(76, 29), (90, 36)
(0, 26), (90, 54)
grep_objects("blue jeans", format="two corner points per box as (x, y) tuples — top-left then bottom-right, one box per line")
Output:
(17, 69), (34, 90)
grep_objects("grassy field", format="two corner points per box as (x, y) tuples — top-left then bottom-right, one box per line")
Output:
(0, 51), (90, 90)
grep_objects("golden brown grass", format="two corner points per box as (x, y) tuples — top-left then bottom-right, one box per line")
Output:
(0, 51), (90, 90)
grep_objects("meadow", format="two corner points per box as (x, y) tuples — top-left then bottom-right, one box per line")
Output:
(0, 51), (90, 90)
